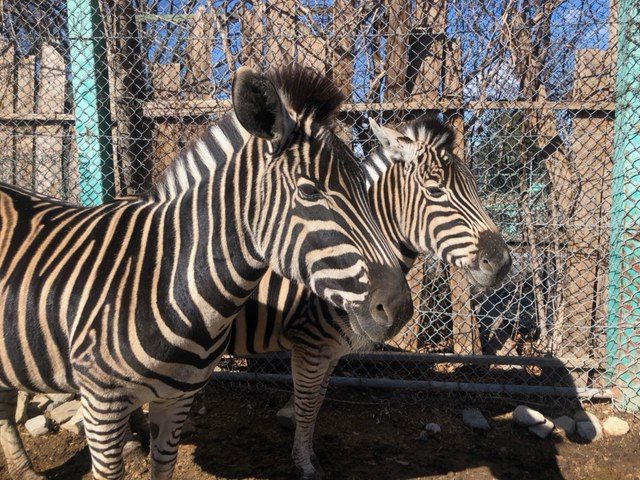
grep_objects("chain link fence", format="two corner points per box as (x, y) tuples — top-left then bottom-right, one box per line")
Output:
(0, 0), (637, 409)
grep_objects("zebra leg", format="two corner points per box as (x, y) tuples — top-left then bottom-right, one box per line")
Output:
(0, 390), (43, 480)
(80, 393), (133, 480)
(148, 395), (195, 480)
(291, 345), (338, 480)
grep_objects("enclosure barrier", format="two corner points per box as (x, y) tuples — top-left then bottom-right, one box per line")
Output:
(606, 0), (640, 412)
(1, 0), (638, 410)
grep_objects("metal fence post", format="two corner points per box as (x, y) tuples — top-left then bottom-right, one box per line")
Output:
(67, 0), (115, 205)
(606, 0), (640, 412)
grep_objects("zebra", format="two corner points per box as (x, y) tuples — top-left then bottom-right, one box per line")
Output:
(0, 65), (413, 480)
(220, 116), (512, 479)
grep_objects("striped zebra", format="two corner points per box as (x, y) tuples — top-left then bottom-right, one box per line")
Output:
(221, 116), (512, 479)
(0, 65), (413, 480)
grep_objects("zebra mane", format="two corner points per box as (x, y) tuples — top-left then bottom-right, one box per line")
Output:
(268, 64), (345, 127)
(401, 116), (455, 149)
(363, 116), (456, 188)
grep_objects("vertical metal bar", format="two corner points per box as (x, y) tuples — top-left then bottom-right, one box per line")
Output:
(67, 0), (115, 206)
(606, 0), (640, 412)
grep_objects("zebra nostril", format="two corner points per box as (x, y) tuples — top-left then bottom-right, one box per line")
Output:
(376, 304), (385, 312)
(479, 254), (495, 273)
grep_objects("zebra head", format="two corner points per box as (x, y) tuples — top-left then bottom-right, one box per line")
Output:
(368, 117), (511, 289)
(231, 65), (412, 342)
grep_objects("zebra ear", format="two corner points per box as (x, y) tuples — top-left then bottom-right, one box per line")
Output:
(369, 118), (416, 163)
(232, 67), (292, 153)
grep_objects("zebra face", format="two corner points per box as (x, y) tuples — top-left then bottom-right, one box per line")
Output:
(371, 118), (511, 289)
(232, 65), (413, 342)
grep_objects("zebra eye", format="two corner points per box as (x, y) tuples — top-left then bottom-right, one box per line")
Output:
(298, 183), (322, 200)
(426, 186), (446, 198)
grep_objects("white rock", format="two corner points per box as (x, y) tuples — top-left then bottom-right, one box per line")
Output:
(276, 402), (296, 431)
(50, 400), (81, 425)
(574, 410), (603, 441)
(513, 405), (545, 427)
(15, 392), (30, 424)
(602, 416), (630, 436)
(197, 406), (206, 416)
(61, 409), (84, 435)
(462, 408), (490, 431)
(553, 416), (576, 436)
(576, 420), (603, 442)
(528, 419), (554, 439)
(46, 393), (75, 411)
(25, 415), (50, 436)
(32, 394), (52, 411)
(424, 423), (441, 434)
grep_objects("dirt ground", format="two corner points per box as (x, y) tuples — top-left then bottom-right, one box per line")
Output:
(2, 382), (639, 480)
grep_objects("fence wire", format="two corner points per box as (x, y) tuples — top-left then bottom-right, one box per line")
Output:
(0, 0), (637, 409)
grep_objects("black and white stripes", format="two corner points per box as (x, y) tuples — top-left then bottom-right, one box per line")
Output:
(226, 116), (512, 479)
(0, 65), (412, 480)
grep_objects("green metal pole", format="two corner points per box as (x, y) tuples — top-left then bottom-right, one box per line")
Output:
(67, 0), (115, 206)
(606, 0), (640, 412)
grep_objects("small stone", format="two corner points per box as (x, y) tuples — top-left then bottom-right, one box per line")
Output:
(276, 402), (296, 431)
(576, 419), (603, 442)
(15, 392), (30, 424)
(45, 393), (75, 411)
(61, 409), (84, 435)
(462, 408), (490, 431)
(197, 406), (206, 416)
(528, 419), (554, 439)
(418, 430), (430, 441)
(602, 417), (630, 436)
(513, 405), (545, 427)
(424, 423), (441, 434)
(574, 410), (602, 441)
(25, 415), (50, 436)
(553, 416), (576, 436)
(50, 400), (81, 425)
(33, 394), (52, 411)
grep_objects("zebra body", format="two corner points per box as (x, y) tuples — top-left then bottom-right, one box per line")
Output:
(0, 66), (412, 480)
(224, 117), (512, 479)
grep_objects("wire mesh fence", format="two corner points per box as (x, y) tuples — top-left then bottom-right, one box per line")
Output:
(0, 0), (637, 409)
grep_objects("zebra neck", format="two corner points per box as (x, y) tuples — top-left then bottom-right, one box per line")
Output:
(363, 150), (393, 190)
(150, 115), (270, 325)
(368, 163), (420, 273)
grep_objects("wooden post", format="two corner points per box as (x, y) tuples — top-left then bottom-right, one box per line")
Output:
(407, 0), (446, 104)
(183, 7), (214, 145)
(151, 63), (181, 181)
(331, 0), (355, 99)
(15, 56), (36, 189)
(265, 0), (296, 69)
(297, 23), (326, 73)
(240, 1), (264, 70)
(0, 43), (14, 184)
(564, 49), (614, 360)
(385, 0), (408, 104)
(108, 0), (152, 195)
(35, 45), (66, 198)
(67, 0), (115, 205)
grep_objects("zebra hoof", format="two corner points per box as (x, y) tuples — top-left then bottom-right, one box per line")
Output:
(300, 464), (325, 480)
